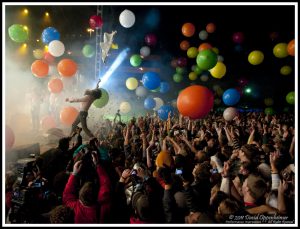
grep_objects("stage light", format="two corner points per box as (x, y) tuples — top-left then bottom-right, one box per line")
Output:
(23, 26), (28, 31)
(18, 43), (28, 55)
(245, 87), (252, 94)
(23, 9), (28, 15)
(45, 12), (49, 17)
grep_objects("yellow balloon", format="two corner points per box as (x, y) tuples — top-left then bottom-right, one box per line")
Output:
(187, 47), (198, 58)
(280, 65), (292, 75)
(126, 77), (138, 90)
(212, 47), (219, 54)
(209, 61), (226, 79)
(120, 101), (131, 113)
(33, 49), (44, 59)
(264, 98), (274, 106)
(248, 50), (264, 65)
(273, 43), (288, 58)
(188, 72), (198, 80)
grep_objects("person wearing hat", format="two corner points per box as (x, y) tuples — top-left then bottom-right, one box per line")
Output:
(66, 79), (102, 138)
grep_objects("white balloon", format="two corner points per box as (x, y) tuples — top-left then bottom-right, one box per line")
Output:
(140, 46), (151, 57)
(217, 55), (224, 62)
(153, 97), (164, 111)
(120, 101), (131, 113)
(33, 49), (44, 59)
(135, 86), (148, 97)
(199, 30), (208, 40)
(223, 107), (238, 121)
(49, 40), (65, 57)
(200, 74), (209, 82)
(119, 9), (135, 28)
(171, 99), (177, 108)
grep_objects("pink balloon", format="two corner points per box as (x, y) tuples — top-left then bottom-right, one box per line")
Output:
(232, 32), (244, 44)
(145, 33), (157, 47)
(44, 52), (55, 64)
(89, 15), (103, 29)
(41, 115), (57, 131)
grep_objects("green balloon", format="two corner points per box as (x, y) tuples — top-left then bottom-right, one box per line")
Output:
(130, 54), (142, 67)
(82, 44), (95, 58)
(194, 65), (203, 75)
(196, 49), (218, 70)
(173, 73), (183, 83)
(93, 88), (109, 108)
(176, 67), (186, 75)
(8, 24), (29, 43)
(265, 107), (275, 115)
(286, 91), (295, 105)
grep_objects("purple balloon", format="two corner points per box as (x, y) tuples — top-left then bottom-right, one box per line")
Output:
(145, 33), (157, 47)
(232, 32), (244, 44)
(177, 57), (187, 67)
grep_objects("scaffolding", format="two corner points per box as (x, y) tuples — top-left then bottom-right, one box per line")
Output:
(94, 5), (104, 81)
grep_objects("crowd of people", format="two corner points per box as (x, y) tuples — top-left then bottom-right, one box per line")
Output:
(5, 109), (295, 224)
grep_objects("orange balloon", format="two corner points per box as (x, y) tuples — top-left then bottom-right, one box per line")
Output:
(206, 22), (216, 33)
(31, 60), (49, 78)
(177, 85), (214, 119)
(41, 115), (56, 131)
(287, 39), (295, 56)
(180, 40), (190, 51)
(198, 42), (213, 52)
(60, 106), (79, 126)
(182, 23), (195, 37)
(48, 78), (63, 93)
(57, 59), (77, 77)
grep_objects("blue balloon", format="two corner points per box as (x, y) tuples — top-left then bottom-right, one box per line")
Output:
(158, 105), (174, 121)
(142, 72), (161, 90)
(222, 88), (241, 106)
(159, 81), (170, 93)
(42, 27), (60, 44)
(144, 96), (156, 109)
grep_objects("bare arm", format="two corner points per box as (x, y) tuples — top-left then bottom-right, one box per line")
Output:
(66, 95), (90, 103)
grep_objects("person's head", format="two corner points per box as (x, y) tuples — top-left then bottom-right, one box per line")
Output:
(242, 174), (267, 203)
(239, 161), (255, 177)
(192, 161), (211, 182)
(58, 137), (71, 151)
(194, 150), (208, 163)
(79, 182), (98, 206)
(50, 205), (74, 223)
(239, 144), (259, 163)
(185, 212), (214, 224)
(132, 191), (152, 222)
(215, 198), (241, 223)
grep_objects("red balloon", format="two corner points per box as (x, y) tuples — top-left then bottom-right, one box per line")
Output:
(145, 33), (157, 47)
(182, 23), (195, 37)
(57, 59), (77, 77)
(287, 39), (295, 56)
(44, 52), (55, 64)
(232, 32), (244, 44)
(31, 60), (49, 78)
(177, 85), (214, 119)
(198, 42), (212, 52)
(60, 106), (79, 126)
(6, 125), (15, 150)
(180, 40), (190, 51)
(48, 78), (63, 93)
(206, 22), (216, 33)
(41, 115), (56, 131)
(89, 15), (103, 29)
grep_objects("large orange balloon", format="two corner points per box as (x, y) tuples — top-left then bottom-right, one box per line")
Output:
(198, 42), (213, 52)
(57, 59), (77, 77)
(206, 23), (216, 33)
(48, 78), (63, 93)
(177, 85), (214, 119)
(182, 23), (195, 37)
(287, 39), (295, 56)
(31, 60), (49, 78)
(60, 106), (79, 126)
(6, 125), (15, 150)
(180, 40), (190, 51)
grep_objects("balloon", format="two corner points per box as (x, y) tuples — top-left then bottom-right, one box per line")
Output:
(265, 107), (275, 115)
(223, 107), (238, 121)
(136, 86), (148, 97)
(120, 101), (131, 113)
(60, 106), (79, 126)
(198, 42), (212, 52)
(200, 74), (209, 82)
(159, 81), (170, 93)
(180, 40), (190, 51)
(177, 57), (187, 67)
(199, 30), (208, 40)
(287, 39), (295, 56)
(48, 78), (63, 93)
(189, 72), (198, 81)
(158, 105), (174, 121)
(212, 47), (219, 54)
(232, 32), (244, 44)
(41, 115), (56, 131)
(209, 61), (226, 79)
(187, 47), (198, 58)
(119, 9), (135, 28)
(142, 72), (160, 90)
(57, 59), (77, 77)
(206, 22), (216, 33)
(130, 54), (142, 67)
(177, 85), (214, 119)
(280, 65), (292, 75)
(31, 60), (49, 78)
(153, 97), (164, 111)
(173, 73), (183, 83)
(82, 44), (95, 58)
(8, 24), (28, 43)
(176, 67), (186, 75)
(196, 49), (218, 70)
(48, 40), (65, 57)
(182, 22), (195, 37)
(89, 15), (103, 29)
(44, 52), (55, 64)
(126, 77), (138, 90)
(170, 59), (178, 68)
(42, 27), (60, 44)
(264, 98), (274, 106)
(145, 33), (157, 46)
(144, 96), (156, 109)
(286, 91), (295, 105)
(193, 66), (203, 75)
(217, 55), (224, 62)
(5, 125), (15, 150)
(273, 43), (288, 58)
(93, 88), (109, 108)
(222, 88), (241, 106)
(140, 46), (151, 57)
(248, 50), (264, 65)
(33, 49), (44, 59)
